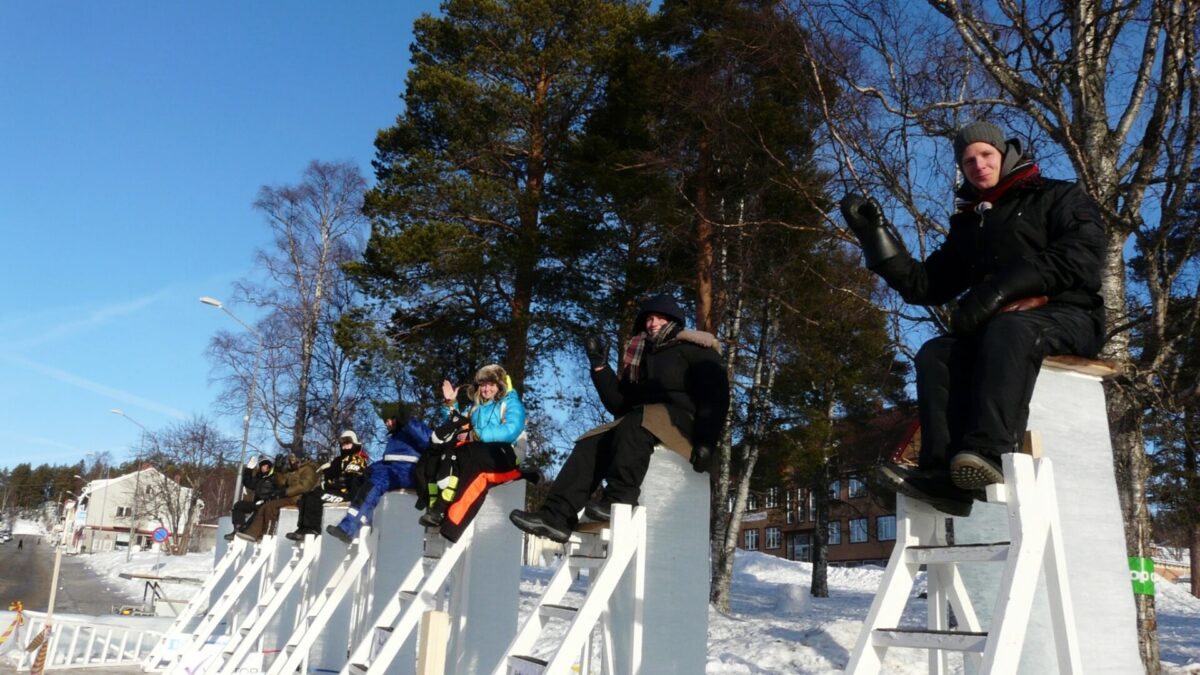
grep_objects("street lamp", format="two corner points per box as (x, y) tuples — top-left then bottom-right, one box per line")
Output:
(200, 296), (264, 510)
(111, 408), (147, 562)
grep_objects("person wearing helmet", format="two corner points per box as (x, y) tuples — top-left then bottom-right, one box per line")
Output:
(225, 457), (282, 541)
(327, 403), (432, 543)
(287, 430), (370, 541)
(239, 451), (318, 542)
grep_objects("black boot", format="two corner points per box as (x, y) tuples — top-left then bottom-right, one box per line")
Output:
(419, 510), (444, 528)
(509, 509), (571, 543)
(950, 451), (1005, 489)
(876, 463), (974, 517)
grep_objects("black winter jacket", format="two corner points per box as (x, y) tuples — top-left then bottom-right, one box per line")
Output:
(242, 466), (283, 502)
(323, 449), (369, 498)
(591, 327), (730, 449)
(874, 177), (1105, 325)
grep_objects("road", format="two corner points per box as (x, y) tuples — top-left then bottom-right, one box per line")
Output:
(0, 536), (137, 615)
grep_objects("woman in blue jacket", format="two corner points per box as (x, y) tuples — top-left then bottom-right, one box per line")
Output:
(421, 363), (527, 541)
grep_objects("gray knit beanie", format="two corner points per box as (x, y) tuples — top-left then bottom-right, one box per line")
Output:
(953, 121), (1007, 166)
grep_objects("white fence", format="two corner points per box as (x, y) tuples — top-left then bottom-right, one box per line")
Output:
(0, 611), (162, 671)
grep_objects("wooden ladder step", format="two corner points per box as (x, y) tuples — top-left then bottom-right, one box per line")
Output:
(508, 654), (548, 673)
(538, 604), (579, 621)
(874, 628), (989, 652)
(904, 542), (1011, 564)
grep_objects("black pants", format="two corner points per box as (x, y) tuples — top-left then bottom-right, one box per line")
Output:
(542, 408), (657, 527)
(915, 304), (1102, 469)
(231, 500), (258, 532)
(426, 441), (520, 542)
(296, 488), (348, 531)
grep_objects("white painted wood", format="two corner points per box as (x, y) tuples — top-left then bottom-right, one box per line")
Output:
(268, 526), (374, 675)
(446, 480), (525, 675)
(954, 365), (1141, 674)
(609, 446), (708, 675)
(142, 534), (248, 671)
(847, 452), (1082, 675)
(218, 530), (319, 673)
(496, 505), (646, 675)
(163, 535), (277, 674)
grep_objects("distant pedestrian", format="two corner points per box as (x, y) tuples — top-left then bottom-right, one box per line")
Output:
(17, 539), (22, 550)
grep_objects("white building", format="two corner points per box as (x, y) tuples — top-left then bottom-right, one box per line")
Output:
(64, 467), (202, 554)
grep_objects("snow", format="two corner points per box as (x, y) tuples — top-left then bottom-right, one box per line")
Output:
(10, 518), (47, 537)
(49, 547), (1200, 673)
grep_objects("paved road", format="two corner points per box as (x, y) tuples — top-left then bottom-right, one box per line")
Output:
(0, 536), (137, 615)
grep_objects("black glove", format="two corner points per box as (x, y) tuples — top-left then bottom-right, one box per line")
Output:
(949, 259), (1045, 335)
(839, 194), (903, 268)
(690, 445), (713, 473)
(584, 335), (607, 369)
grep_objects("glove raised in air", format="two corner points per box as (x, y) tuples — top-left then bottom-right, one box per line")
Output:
(838, 194), (904, 268)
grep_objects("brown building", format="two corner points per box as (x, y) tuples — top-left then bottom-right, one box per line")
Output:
(734, 408), (918, 567)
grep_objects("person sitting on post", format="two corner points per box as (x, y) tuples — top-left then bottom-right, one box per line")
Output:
(509, 293), (730, 543)
(225, 457), (281, 541)
(418, 364), (529, 542)
(326, 402), (431, 543)
(238, 451), (318, 542)
(839, 120), (1105, 517)
(286, 430), (369, 541)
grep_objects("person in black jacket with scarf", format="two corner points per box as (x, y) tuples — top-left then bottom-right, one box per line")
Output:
(510, 294), (730, 543)
(840, 121), (1105, 517)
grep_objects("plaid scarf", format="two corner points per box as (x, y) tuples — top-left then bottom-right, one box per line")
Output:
(955, 161), (1040, 214)
(620, 321), (679, 383)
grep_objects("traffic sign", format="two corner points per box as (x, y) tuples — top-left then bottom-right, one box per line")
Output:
(152, 527), (170, 543)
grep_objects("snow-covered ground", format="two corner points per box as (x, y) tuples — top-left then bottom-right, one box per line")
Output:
(72, 546), (1200, 673)
(9, 518), (48, 537)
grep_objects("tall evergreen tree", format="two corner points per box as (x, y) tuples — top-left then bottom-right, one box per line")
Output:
(351, 0), (650, 393)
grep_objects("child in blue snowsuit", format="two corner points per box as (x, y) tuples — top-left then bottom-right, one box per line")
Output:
(326, 402), (431, 542)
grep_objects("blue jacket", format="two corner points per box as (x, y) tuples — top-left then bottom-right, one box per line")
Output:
(440, 389), (525, 445)
(382, 418), (432, 462)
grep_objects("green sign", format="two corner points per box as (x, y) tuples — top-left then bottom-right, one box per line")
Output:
(1129, 556), (1155, 596)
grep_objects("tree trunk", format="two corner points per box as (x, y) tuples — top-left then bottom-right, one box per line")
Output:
(1190, 524), (1200, 599)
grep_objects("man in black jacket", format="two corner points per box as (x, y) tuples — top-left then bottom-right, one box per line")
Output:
(840, 121), (1105, 517)
(510, 294), (730, 543)
(225, 457), (283, 541)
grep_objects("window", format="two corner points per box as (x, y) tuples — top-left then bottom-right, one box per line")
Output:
(827, 520), (841, 545)
(790, 533), (812, 562)
(849, 518), (869, 543)
(786, 509), (795, 525)
(116, 506), (131, 518)
(848, 475), (867, 498)
(828, 480), (841, 499)
(765, 486), (779, 509)
(785, 489), (795, 511)
(808, 491), (816, 521)
(744, 528), (759, 551)
(746, 493), (758, 511)
(765, 527), (781, 549)
(877, 515), (896, 541)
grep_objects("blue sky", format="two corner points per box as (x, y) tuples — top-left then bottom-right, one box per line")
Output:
(0, 2), (441, 471)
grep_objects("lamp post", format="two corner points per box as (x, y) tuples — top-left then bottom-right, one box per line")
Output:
(200, 296), (264, 509)
(111, 408), (147, 562)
